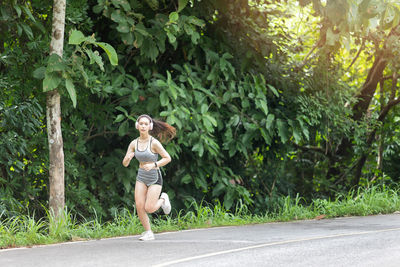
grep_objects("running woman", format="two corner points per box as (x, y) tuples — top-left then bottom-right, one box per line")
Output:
(122, 114), (176, 241)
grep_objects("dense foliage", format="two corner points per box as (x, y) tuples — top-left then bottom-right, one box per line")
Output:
(1, 0), (400, 220)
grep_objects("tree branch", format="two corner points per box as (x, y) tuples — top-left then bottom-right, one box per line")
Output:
(296, 42), (319, 70)
(386, 97), (400, 110)
(86, 123), (95, 141)
(346, 38), (365, 71)
(381, 75), (395, 82)
(389, 73), (398, 101)
(123, 49), (137, 69)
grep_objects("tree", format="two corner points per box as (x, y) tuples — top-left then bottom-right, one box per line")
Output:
(298, 0), (400, 185)
(46, 0), (66, 218)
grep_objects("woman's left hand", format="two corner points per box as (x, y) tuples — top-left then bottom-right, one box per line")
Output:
(142, 163), (155, 171)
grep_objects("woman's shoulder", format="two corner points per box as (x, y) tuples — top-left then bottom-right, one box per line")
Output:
(150, 136), (161, 143)
(129, 138), (138, 146)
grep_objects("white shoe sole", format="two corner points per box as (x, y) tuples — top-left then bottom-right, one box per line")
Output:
(161, 193), (171, 215)
(139, 232), (155, 241)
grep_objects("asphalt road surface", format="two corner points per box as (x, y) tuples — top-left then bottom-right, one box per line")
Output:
(1, 213), (400, 267)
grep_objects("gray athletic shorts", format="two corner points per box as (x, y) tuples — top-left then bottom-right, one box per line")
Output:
(136, 168), (163, 187)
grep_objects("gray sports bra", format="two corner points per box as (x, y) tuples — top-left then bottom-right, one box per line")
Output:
(135, 137), (158, 162)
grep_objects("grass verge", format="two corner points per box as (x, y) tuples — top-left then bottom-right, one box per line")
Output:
(1, 185), (399, 249)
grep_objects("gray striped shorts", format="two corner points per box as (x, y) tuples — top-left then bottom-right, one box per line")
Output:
(137, 168), (163, 186)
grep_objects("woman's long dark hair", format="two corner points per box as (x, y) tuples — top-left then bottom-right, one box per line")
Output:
(151, 119), (176, 143)
(137, 114), (176, 143)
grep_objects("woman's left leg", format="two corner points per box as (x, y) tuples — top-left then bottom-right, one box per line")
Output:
(144, 184), (164, 213)
(135, 181), (151, 231)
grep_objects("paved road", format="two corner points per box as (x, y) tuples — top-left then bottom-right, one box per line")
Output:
(1, 214), (400, 267)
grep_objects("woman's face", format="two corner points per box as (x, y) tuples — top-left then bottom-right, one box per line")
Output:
(138, 117), (151, 133)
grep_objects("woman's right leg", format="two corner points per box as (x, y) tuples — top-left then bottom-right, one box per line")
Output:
(135, 181), (151, 231)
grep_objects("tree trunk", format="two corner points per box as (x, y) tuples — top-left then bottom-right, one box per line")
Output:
(47, 0), (66, 218)
(326, 55), (387, 180)
(352, 97), (400, 185)
(326, 25), (400, 181)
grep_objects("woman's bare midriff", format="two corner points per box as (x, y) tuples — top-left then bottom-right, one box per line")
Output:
(139, 162), (159, 169)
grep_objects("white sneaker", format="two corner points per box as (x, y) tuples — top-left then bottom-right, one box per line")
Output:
(139, 230), (155, 241)
(160, 192), (171, 215)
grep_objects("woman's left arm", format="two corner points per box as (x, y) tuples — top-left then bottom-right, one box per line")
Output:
(153, 139), (171, 168)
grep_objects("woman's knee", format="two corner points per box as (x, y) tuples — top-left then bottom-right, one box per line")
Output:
(135, 201), (146, 212)
(144, 203), (158, 213)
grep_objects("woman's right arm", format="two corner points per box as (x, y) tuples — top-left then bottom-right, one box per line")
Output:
(122, 140), (135, 167)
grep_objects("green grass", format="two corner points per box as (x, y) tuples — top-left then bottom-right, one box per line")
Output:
(1, 185), (399, 249)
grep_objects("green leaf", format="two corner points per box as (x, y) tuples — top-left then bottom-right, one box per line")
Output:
(181, 174), (192, 184)
(111, 10), (126, 23)
(112, 74), (125, 87)
(200, 103), (208, 114)
(114, 114), (125, 123)
(13, 4), (22, 17)
(116, 106), (129, 116)
(145, 0), (159, 10)
(192, 142), (204, 157)
(293, 127), (302, 143)
(188, 16), (205, 27)
(231, 114), (240, 126)
(118, 120), (129, 136)
(212, 183), (225, 197)
(69, 30), (87, 45)
(116, 23), (130, 33)
(111, 0), (131, 11)
(160, 111), (170, 117)
(65, 78), (77, 108)
(168, 84), (178, 100)
(223, 190), (234, 210)
(204, 114), (217, 127)
(266, 114), (275, 130)
(134, 23), (150, 36)
(267, 84), (279, 97)
(277, 119), (289, 143)
(156, 79), (167, 87)
(46, 54), (66, 72)
(84, 49), (104, 71)
(260, 128), (271, 144)
(297, 118), (309, 140)
(121, 32), (134, 45)
(32, 67), (46, 79)
(43, 72), (61, 92)
(178, 0), (189, 12)
(120, 0), (131, 11)
(194, 176), (207, 190)
(169, 12), (179, 23)
(166, 32), (176, 44)
(93, 4), (104, 14)
(21, 5), (35, 22)
(21, 23), (33, 39)
(33, 20), (46, 34)
(95, 42), (118, 66)
(258, 99), (269, 115)
(140, 38), (159, 61)
(160, 90), (169, 106)
(17, 24), (22, 36)
(223, 91), (231, 103)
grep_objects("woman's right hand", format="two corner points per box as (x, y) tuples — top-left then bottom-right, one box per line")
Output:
(122, 152), (135, 167)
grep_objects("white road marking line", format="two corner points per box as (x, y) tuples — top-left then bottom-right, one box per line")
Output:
(0, 226), (234, 253)
(153, 227), (400, 267)
(156, 226), (233, 235)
